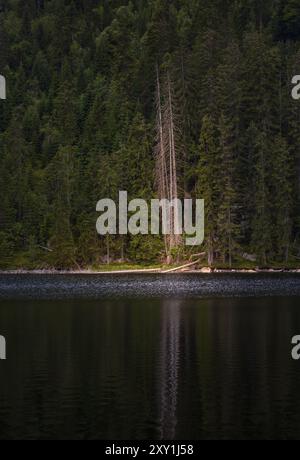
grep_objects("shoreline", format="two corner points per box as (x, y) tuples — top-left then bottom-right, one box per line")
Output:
(1, 268), (300, 275)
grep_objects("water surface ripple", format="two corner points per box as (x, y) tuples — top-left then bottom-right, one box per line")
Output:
(0, 273), (300, 299)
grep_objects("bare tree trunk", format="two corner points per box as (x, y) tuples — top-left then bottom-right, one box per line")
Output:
(208, 238), (214, 266)
(228, 207), (232, 268)
(106, 235), (110, 265)
(168, 74), (178, 203)
(167, 71), (180, 250)
(155, 64), (183, 263)
(121, 238), (124, 261)
(156, 64), (169, 200)
(285, 244), (289, 264)
(156, 64), (169, 255)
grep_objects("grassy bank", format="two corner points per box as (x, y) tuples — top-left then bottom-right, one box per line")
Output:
(1, 248), (300, 273)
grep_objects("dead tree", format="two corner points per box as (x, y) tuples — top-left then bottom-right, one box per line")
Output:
(155, 64), (183, 262)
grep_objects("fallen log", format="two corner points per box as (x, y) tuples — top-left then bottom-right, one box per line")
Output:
(162, 258), (201, 274)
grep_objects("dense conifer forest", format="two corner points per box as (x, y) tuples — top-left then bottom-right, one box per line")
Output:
(1, 0), (300, 269)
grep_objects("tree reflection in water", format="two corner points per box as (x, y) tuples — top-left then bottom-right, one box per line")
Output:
(158, 300), (182, 439)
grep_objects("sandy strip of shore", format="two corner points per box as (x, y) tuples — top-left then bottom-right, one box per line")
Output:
(0, 268), (300, 275)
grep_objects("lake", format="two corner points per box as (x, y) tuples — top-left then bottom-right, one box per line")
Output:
(0, 273), (300, 440)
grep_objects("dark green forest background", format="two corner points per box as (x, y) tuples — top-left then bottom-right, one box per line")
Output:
(1, 0), (300, 270)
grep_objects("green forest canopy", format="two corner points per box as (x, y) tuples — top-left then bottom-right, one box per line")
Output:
(0, 0), (300, 269)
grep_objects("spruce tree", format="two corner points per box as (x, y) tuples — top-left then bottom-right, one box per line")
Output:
(196, 115), (219, 266)
(251, 128), (272, 265)
(217, 113), (240, 267)
(272, 135), (293, 262)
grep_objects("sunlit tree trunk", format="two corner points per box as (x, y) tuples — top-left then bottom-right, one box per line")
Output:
(155, 65), (182, 263)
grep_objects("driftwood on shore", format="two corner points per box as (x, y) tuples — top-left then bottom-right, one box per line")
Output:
(162, 253), (206, 273)
(0, 267), (300, 275)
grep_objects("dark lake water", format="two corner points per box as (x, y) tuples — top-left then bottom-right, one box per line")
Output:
(0, 273), (300, 440)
